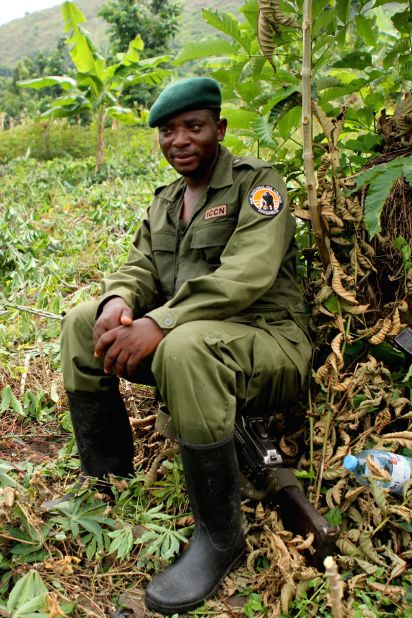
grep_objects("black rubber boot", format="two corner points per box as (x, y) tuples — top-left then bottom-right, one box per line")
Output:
(145, 435), (246, 614)
(67, 390), (134, 478)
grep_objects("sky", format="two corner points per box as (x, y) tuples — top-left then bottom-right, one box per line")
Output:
(0, 0), (65, 26)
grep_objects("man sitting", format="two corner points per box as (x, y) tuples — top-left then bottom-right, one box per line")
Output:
(61, 77), (312, 614)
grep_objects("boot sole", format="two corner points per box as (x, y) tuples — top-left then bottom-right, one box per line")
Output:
(145, 548), (246, 615)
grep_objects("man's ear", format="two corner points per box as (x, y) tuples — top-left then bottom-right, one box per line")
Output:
(217, 117), (228, 142)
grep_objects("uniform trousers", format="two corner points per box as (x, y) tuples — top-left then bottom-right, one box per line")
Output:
(61, 301), (311, 444)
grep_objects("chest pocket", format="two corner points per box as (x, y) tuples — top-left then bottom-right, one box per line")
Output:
(191, 219), (237, 267)
(152, 230), (175, 296)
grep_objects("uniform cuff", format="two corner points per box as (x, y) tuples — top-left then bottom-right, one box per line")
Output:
(145, 307), (178, 331)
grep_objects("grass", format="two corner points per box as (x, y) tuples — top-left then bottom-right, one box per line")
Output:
(0, 122), (411, 617)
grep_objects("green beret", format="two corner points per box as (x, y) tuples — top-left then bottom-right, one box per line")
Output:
(148, 77), (221, 128)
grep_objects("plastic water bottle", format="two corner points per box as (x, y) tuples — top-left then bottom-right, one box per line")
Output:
(343, 449), (412, 495)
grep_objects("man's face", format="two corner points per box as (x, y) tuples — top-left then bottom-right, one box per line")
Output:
(158, 109), (227, 180)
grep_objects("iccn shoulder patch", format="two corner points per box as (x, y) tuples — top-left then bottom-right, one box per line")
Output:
(249, 185), (283, 216)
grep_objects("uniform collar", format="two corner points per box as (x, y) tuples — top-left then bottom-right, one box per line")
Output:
(155, 144), (234, 205)
(208, 145), (234, 189)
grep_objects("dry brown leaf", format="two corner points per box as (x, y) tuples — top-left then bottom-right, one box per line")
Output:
(2, 487), (15, 508)
(370, 318), (392, 345)
(330, 253), (359, 304)
(288, 532), (315, 551)
(294, 207), (311, 221)
(366, 455), (391, 482)
(347, 506), (364, 524)
(389, 505), (412, 522)
(280, 581), (296, 614)
(315, 284), (333, 304)
(257, 0), (298, 70)
(380, 431), (412, 444)
(331, 332), (344, 367)
(342, 303), (370, 315)
(370, 483), (389, 515)
(368, 581), (405, 601)
(336, 537), (359, 557)
(392, 397), (410, 416)
(46, 594), (66, 618)
(331, 478), (347, 505)
(388, 308), (402, 336)
(354, 558), (379, 575)
(347, 528), (361, 543)
(341, 486), (366, 511)
(255, 502), (266, 521)
(359, 530), (386, 565)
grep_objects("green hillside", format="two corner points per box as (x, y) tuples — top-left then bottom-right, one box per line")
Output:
(0, 0), (241, 69)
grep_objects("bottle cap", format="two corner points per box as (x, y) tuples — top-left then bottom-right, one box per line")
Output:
(344, 454), (358, 471)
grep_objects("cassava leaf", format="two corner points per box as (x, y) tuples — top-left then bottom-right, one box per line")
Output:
(240, 55), (267, 81)
(356, 157), (412, 238)
(251, 115), (277, 148)
(319, 79), (368, 103)
(108, 527), (134, 560)
(333, 51), (373, 70)
(335, 0), (351, 25)
(202, 9), (252, 53)
(224, 109), (259, 129)
(240, 0), (260, 30)
(355, 14), (377, 46)
(174, 38), (239, 64)
(0, 462), (18, 488)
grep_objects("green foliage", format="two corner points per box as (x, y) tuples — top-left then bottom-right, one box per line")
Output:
(50, 493), (116, 559)
(175, 0), (411, 196)
(151, 458), (189, 511)
(0, 40), (70, 122)
(107, 526), (134, 560)
(99, 0), (181, 56)
(17, 1), (171, 169)
(354, 156), (412, 237)
(393, 236), (412, 273)
(3, 570), (49, 617)
(240, 589), (268, 617)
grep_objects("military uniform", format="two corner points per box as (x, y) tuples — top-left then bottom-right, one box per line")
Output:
(62, 76), (313, 615)
(61, 145), (311, 444)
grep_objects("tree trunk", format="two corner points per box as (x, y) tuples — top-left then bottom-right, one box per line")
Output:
(302, 0), (330, 268)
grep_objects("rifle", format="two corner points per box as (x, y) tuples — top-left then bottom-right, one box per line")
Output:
(234, 414), (339, 570)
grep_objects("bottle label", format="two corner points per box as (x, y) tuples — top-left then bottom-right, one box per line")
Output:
(373, 453), (411, 494)
(387, 455), (410, 493)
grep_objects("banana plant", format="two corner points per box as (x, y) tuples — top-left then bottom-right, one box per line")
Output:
(18, 1), (170, 170)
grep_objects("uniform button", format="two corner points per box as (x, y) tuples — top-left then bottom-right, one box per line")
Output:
(296, 303), (303, 311)
(164, 316), (174, 327)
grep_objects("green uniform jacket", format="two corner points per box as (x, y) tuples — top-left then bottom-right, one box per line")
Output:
(99, 146), (310, 380)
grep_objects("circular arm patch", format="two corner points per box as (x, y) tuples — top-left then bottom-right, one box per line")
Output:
(249, 185), (283, 216)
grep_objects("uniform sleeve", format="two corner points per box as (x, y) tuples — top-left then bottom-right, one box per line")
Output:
(98, 208), (160, 314)
(146, 167), (295, 331)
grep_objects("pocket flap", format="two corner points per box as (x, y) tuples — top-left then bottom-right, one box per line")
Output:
(191, 220), (236, 249)
(152, 231), (175, 251)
